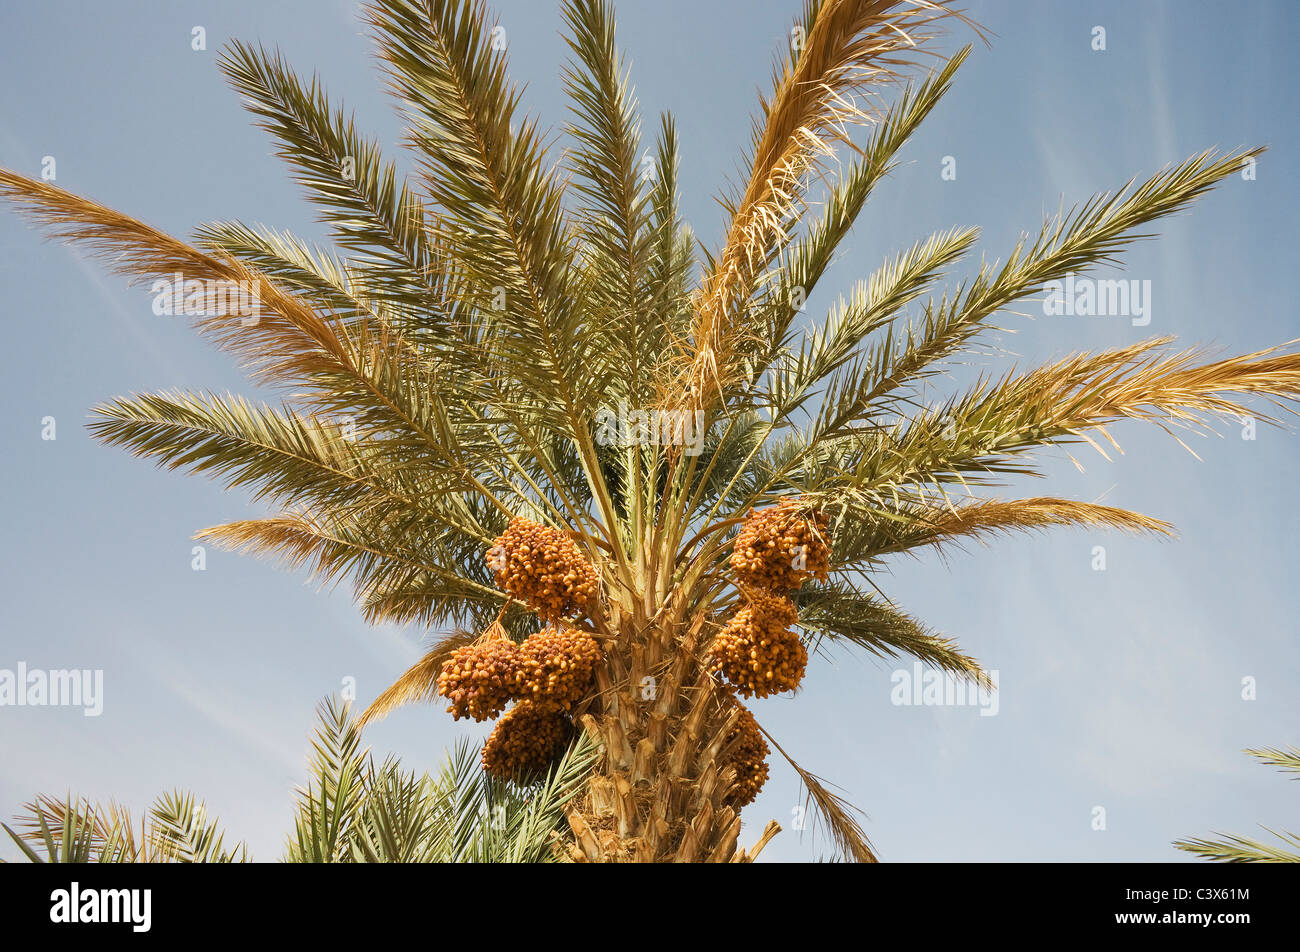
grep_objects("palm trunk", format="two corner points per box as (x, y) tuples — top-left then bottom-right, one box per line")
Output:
(563, 611), (777, 863)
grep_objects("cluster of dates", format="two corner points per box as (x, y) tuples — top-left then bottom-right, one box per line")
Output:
(721, 701), (770, 808)
(438, 625), (602, 780)
(488, 517), (599, 623)
(434, 518), (605, 780)
(710, 499), (829, 699)
(707, 499), (832, 806)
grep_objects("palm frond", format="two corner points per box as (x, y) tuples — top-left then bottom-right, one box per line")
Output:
(1174, 830), (1300, 863)
(0, 168), (360, 386)
(358, 629), (479, 726)
(5, 700), (592, 864)
(1174, 744), (1300, 862)
(5, 797), (104, 863)
(284, 696), (369, 863)
(834, 496), (1173, 567)
(195, 221), (374, 317)
(767, 225), (980, 421)
(761, 727), (877, 863)
(797, 580), (991, 687)
(1245, 746), (1300, 778)
(486, 732), (600, 863)
(367, 0), (588, 399)
(90, 391), (422, 511)
(562, 0), (659, 406)
(751, 43), (973, 384)
(349, 758), (445, 862)
(680, 0), (969, 411)
(858, 337), (1300, 497)
(199, 510), (502, 628)
(834, 147), (1264, 428)
(218, 40), (446, 301)
(646, 114), (695, 354)
(149, 791), (248, 863)
(5, 792), (245, 863)
(366, 0), (629, 557)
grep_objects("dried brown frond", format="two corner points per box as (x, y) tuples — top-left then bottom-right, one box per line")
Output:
(762, 727), (878, 862)
(358, 628), (479, 726)
(0, 168), (364, 386)
(734, 818), (783, 862)
(997, 337), (1300, 448)
(906, 497), (1175, 554)
(678, 0), (973, 411)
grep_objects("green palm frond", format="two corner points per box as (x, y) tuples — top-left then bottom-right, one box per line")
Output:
(149, 792), (249, 863)
(645, 114), (695, 357)
(5, 698), (594, 864)
(1245, 746), (1300, 777)
(87, 389), (502, 553)
(797, 580), (990, 687)
(201, 510), (503, 628)
(766, 225), (980, 423)
(4, 792), (246, 864)
(834, 148), (1264, 429)
(562, 0), (660, 406)
(349, 758), (446, 862)
(367, 0), (592, 406)
(1175, 746), (1300, 862)
(1174, 830), (1300, 863)
(292, 696), (598, 862)
(489, 733), (602, 863)
(218, 39), (452, 311)
(195, 221), (374, 317)
(285, 696), (369, 863)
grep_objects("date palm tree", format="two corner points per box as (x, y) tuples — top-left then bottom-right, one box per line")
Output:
(3, 698), (596, 863)
(3, 0), (1298, 862)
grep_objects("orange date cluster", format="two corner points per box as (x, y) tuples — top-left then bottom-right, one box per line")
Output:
(481, 701), (575, 780)
(722, 702), (770, 807)
(488, 517), (599, 623)
(709, 589), (808, 698)
(711, 500), (829, 699)
(729, 498), (830, 591)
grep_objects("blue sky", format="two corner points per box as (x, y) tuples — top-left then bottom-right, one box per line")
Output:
(1, 0), (1296, 862)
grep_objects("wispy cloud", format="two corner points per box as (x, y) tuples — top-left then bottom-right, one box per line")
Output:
(128, 638), (304, 774)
